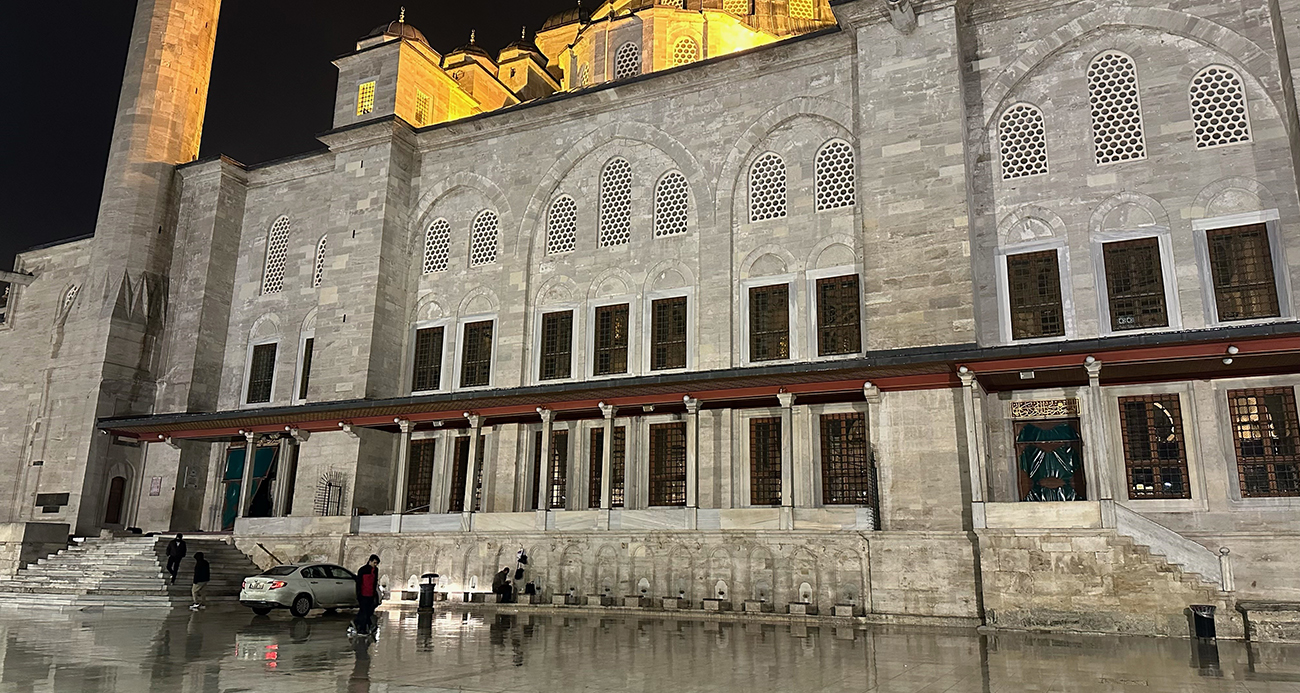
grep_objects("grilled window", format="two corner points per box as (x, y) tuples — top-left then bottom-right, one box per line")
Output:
(816, 275), (861, 356)
(1207, 224), (1280, 321)
(448, 435), (486, 512)
(1103, 238), (1168, 331)
(589, 426), (627, 509)
(750, 417), (782, 506)
(414, 90), (432, 126)
(651, 297), (688, 370)
(312, 236), (327, 288)
(530, 432), (544, 511)
(649, 422), (687, 506)
(298, 338), (315, 401)
(357, 81), (376, 116)
(1119, 395), (1190, 499)
(594, 304), (630, 376)
(261, 217), (291, 295)
(1228, 388), (1300, 498)
(1007, 250), (1065, 340)
(539, 311), (573, 381)
(412, 327), (444, 392)
(460, 321), (493, 388)
(749, 284), (790, 361)
(549, 430), (570, 509)
(247, 343), (277, 404)
(406, 439), (436, 512)
(819, 412), (874, 506)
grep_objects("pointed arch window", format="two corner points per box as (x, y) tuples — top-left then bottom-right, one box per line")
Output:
(749, 152), (787, 222)
(614, 43), (641, 80)
(1190, 65), (1251, 149)
(815, 139), (856, 210)
(423, 219), (451, 274)
(599, 158), (633, 247)
(547, 196), (578, 255)
(1088, 51), (1146, 165)
(654, 172), (690, 237)
(312, 235), (327, 288)
(998, 103), (1048, 180)
(672, 37), (699, 67)
(470, 211), (499, 266)
(262, 216), (291, 294)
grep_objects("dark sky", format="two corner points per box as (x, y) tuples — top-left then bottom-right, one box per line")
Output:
(0, 0), (575, 271)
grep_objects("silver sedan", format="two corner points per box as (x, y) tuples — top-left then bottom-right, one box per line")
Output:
(240, 564), (358, 617)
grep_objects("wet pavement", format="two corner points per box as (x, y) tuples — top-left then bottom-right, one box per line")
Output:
(0, 605), (1298, 692)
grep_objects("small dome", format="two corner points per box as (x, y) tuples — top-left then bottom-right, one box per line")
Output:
(541, 7), (591, 30)
(364, 20), (430, 47)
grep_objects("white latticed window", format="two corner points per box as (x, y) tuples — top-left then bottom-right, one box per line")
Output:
(415, 90), (432, 126)
(724, 0), (750, 13)
(470, 211), (499, 266)
(577, 64), (590, 87)
(423, 219), (451, 274)
(547, 196), (578, 254)
(655, 172), (690, 237)
(1190, 66), (1251, 149)
(614, 43), (641, 81)
(789, 0), (816, 19)
(998, 103), (1049, 180)
(672, 38), (698, 67)
(62, 285), (79, 310)
(262, 216), (291, 294)
(312, 235), (327, 288)
(659, 0), (684, 6)
(1088, 51), (1146, 165)
(600, 158), (633, 247)
(749, 153), (787, 222)
(815, 139), (856, 210)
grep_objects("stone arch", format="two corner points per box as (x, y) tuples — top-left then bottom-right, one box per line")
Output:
(300, 307), (317, 334)
(997, 205), (1069, 248)
(740, 245), (798, 279)
(594, 544), (620, 595)
(411, 172), (514, 257)
(412, 294), (446, 323)
(667, 545), (693, 600)
(644, 259), (696, 293)
(559, 544), (585, 596)
(808, 235), (860, 270)
(588, 267), (637, 300)
(249, 313), (282, 343)
(460, 544), (479, 592)
(100, 461), (134, 527)
(1191, 177), (1279, 220)
(789, 549), (818, 606)
(829, 548), (864, 607)
(706, 547), (734, 600)
(749, 546), (775, 602)
(533, 274), (581, 308)
(457, 286), (500, 318)
(627, 544), (655, 598)
(1090, 192), (1170, 234)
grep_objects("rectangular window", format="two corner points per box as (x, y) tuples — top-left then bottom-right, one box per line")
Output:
(412, 327), (444, 392)
(589, 426), (627, 509)
(1103, 238), (1168, 331)
(414, 89), (432, 126)
(549, 430), (569, 509)
(1207, 224), (1281, 321)
(1228, 388), (1300, 497)
(749, 417), (782, 506)
(649, 422), (687, 507)
(594, 304), (629, 376)
(405, 439), (436, 512)
(460, 320), (493, 388)
(529, 432), (544, 511)
(357, 81), (376, 116)
(816, 274), (861, 356)
(749, 284), (790, 361)
(246, 343), (277, 404)
(1007, 250), (1065, 340)
(539, 311), (573, 381)
(819, 412), (873, 506)
(650, 296), (688, 371)
(297, 338), (315, 401)
(448, 435), (486, 512)
(1118, 395), (1190, 499)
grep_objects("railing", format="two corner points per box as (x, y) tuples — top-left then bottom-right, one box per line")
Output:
(1113, 503), (1228, 590)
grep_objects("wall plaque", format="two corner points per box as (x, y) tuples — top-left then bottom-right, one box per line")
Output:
(1010, 398), (1079, 420)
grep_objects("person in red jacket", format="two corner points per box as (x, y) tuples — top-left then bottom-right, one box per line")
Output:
(352, 554), (381, 635)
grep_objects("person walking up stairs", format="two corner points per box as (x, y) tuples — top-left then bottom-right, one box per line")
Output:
(190, 552), (210, 610)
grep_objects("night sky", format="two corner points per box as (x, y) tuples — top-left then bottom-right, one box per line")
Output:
(0, 0), (576, 271)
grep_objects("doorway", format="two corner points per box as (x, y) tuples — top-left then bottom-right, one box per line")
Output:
(1015, 418), (1086, 501)
(103, 476), (127, 525)
(220, 443), (280, 530)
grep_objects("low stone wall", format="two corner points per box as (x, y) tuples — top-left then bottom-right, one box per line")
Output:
(1239, 602), (1300, 643)
(0, 523), (70, 578)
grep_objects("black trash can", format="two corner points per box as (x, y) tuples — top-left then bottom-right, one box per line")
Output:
(1190, 604), (1216, 639)
(419, 573), (440, 612)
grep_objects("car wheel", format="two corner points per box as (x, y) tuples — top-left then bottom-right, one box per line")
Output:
(252, 607), (272, 616)
(290, 594), (313, 618)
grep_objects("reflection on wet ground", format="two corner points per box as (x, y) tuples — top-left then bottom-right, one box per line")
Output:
(0, 605), (1298, 692)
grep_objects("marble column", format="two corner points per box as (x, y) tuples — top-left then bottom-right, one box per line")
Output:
(684, 396), (702, 511)
(957, 369), (987, 529)
(237, 431), (259, 518)
(463, 414), (485, 514)
(599, 402), (618, 509)
(1085, 358), (1116, 527)
(777, 391), (796, 530)
(393, 419), (414, 515)
(535, 409), (555, 513)
(273, 434), (292, 518)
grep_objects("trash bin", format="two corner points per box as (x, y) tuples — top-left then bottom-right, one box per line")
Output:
(419, 573), (439, 612)
(1190, 604), (1216, 639)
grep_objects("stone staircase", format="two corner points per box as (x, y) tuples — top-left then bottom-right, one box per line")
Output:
(0, 535), (261, 609)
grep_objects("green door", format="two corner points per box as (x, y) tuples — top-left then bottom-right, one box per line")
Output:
(1016, 420), (1086, 502)
(221, 447), (247, 530)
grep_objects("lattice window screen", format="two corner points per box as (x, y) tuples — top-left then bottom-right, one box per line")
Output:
(672, 38), (698, 66)
(750, 417), (782, 506)
(1102, 237), (1168, 331)
(614, 43), (641, 80)
(262, 217), (291, 294)
(1207, 223), (1280, 321)
(1228, 388), (1300, 497)
(312, 236), (327, 288)
(470, 211), (499, 266)
(649, 422), (687, 506)
(539, 311), (573, 381)
(1118, 395), (1190, 499)
(547, 196), (578, 254)
(1088, 51), (1146, 164)
(724, 0), (750, 14)
(654, 172), (690, 237)
(1007, 250), (1065, 340)
(1190, 65), (1251, 149)
(356, 81), (376, 116)
(815, 139), (856, 210)
(749, 153), (787, 222)
(998, 103), (1048, 179)
(460, 320), (494, 387)
(789, 0), (816, 19)
(599, 158), (633, 247)
(424, 219), (451, 274)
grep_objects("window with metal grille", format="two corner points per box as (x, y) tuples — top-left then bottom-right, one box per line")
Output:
(412, 326), (444, 392)
(539, 311), (573, 381)
(247, 343), (277, 404)
(406, 439), (436, 512)
(447, 436), (485, 512)
(357, 81), (376, 116)
(414, 90), (432, 126)
(1103, 237), (1168, 331)
(672, 37), (698, 67)
(614, 42), (641, 80)
(750, 417), (782, 506)
(460, 320), (493, 387)
(789, 0), (816, 19)
(589, 426), (627, 508)
(547, 196), (577, 255)
(749, 284), (790, 361)
(1190, 65), (1251, 149)
(470, 210), (499, 266)
(262, 216), (291, 294)
(1088, 51), (1146, 165)
(819, 412), (874, 505)
(424, 219), (451, 274)
(312, 236), (327, 288)
(1207, 224), (1280, 321)
(1119, 395), (1190, 499)
(577, 64), (590, 87)
(549, 430), (570, 509)
(816, 275), (861, 356)
(594, 304), (630, 375)
(651, 297), (688, 371)
(530, 432), (544, 511)
(1007, 250), (1065, 340)
(654, 172), (689, 237)
(998, 103), (1048, 180)
(815, 139), (856, 210)
(599, 158), (632, 247)
(660, 0), (683, 6)
(1228, 388), (1300, 497)
(749, 153), (787, 222)
(298, 338), (315, 401)
(724, 0), (750, 14)
(649, 422), (687, 506)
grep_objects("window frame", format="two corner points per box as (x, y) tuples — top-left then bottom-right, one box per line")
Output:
(408, 319), (451, 395)
(356, 80), (377, 117)
(740, 275), (798, 366)
(647, 420), (688, 508)
(241, 340), (280, 408)
(810, 402), (874, 508)
(995, 241), (1074, 344)
(291, 330), (316, 405)
(1224, 384), (1300, 500)
(1104, 383), (1206, 512)
(535, 307), (577, 383)
(587, 296), (637, 380)
(453, 314), (497, 391)
(643, 288), (693, 374)
(1091, 229), (1181, 337)
(806, 266), (863, 361)
(1192, 211), (1292, 326)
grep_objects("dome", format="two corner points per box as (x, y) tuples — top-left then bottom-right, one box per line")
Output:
(541, 7), (591, 30)
(363, 20), (430, 47)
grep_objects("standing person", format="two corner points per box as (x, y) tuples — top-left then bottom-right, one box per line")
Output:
(165, 534), (187, 585)
(352, 554), (381, 636)
(190, 551), (210, 610)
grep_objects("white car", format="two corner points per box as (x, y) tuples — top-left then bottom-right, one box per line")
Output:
(240, 564), (359, 617)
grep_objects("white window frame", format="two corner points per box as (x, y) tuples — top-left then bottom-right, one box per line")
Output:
(407, 318), (454, 395)
(1192, 210), (1294, 326)
(291, 329), (316, 405)
(643, 288), (695, 374)
(1104, 382), (1207, 513)
(587, 296), (639, 380)
(1215, 378), (1300, 508)
(1091, 228), (1182, 337)
(806, 266), (863, 362)
(452, 314), (498, 392)
(740, 275), (799, 366)
(532, 304), (581, 385)
(240, 339), (281, 409)
(995, 241), (1075, 345)
(737, 407), (784, 508)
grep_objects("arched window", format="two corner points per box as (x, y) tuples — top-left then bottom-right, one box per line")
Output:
(262, 216), (291, 294)
(423, 219), (451, 274)
(654, 172), (690, 237)
(815, 139), (856, 210)
(724, 0), (751, 14)
(749, 153), (787, 222)
(998, 103), (1048, 180)
(312, 235), (327, 288)
(789, 0), (816, 19)
(1088, 51), (1146, 164)
(614, 43), (641, 81)
(599, 158), (633, 247)
(1190, 65), (1251, 149)
(672, 38), (699, 67)
(470, 211), (499, 266)
(547, 196), (578, 255)
(62, 285), (80, 310)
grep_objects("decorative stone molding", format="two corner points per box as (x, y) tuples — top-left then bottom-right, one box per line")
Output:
(1009, 399), (1078, 420)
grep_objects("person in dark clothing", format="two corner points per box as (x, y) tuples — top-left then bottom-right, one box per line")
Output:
(352, 554), (381, 635)
(165, 534), (187, 585)
(190, 552), (210, 610)
(492, 567), (514, 603)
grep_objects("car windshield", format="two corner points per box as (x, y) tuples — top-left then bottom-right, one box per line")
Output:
(260, 566), (299, 577)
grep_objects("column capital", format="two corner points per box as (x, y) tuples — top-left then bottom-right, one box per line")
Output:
(536, 407), (555, 424)
(241, 430), (260, 445)
(465, 412), (484, 429)
(598, 402), (619, 419)
(777, 391), (797, 409)
(863, 381), (882, 404)
(1084, 356), (1102, 382)
(683, 396), (702, 415)
(396, 419), (415, 434)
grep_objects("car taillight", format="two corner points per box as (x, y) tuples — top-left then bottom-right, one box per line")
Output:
(268, 581), (287, 590)
(242, 580), (249, 589)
